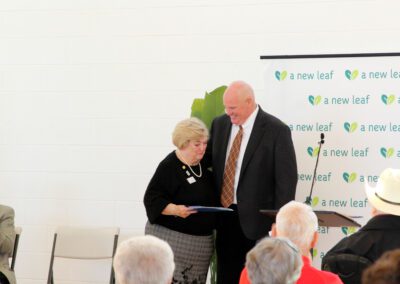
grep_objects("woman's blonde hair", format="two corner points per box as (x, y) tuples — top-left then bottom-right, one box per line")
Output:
(172, 117), (209, 149)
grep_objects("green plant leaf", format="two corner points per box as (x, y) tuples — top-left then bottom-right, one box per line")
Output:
(190, 86), (226, 284)
(195, 86), (227, 130)
(191, 98), (205, 121)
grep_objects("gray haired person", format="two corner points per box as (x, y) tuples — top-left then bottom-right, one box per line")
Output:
(0, 204), (16, 284)
(240, 201), (342, 284)
(113, 235), (175, 284)
(246, 237), (303, 284)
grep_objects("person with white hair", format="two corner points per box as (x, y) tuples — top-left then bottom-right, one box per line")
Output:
(322, 168), (400, 284)
(113, 235), (175, 284)
(0, 204), (16, 284)
(246, 237), (303, 284)
(240, 201), (342, 284)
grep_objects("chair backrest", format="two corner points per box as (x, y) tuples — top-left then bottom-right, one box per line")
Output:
(322, 253), (373, 284)
(47, 226), (119, 284)
(10, 226), (22, 271)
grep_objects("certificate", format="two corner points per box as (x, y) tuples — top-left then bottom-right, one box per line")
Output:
(188, 206), (234, 213)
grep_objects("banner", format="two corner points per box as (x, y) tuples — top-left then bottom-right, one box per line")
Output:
(262, 54), (400, 266)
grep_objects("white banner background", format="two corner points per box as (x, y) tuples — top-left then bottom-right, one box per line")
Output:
(263, 55), (400, 267)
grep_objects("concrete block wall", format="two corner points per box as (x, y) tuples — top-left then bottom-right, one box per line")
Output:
(1, 0), (400, 282)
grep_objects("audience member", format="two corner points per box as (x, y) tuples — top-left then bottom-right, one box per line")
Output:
(322, 168), (400, 283)
(240, 201), (342, 284)
(113, 235), (175, 284)
(362, 248), (400, 284)
(246, 237), (302, 284)
(0, 204), (16, 284)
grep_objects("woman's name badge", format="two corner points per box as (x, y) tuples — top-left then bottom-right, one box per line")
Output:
(187, 176), (196, 184)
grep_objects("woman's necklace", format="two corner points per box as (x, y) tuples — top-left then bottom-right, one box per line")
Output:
(177, 151), (202, 178)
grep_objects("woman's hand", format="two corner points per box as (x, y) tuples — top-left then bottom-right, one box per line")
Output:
(162, 203), (197, 218)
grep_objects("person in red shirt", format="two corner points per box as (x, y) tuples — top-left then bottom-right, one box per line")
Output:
(240, 201), (343, 284)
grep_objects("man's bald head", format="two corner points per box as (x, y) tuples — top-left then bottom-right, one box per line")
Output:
(223, 81), (257, 125)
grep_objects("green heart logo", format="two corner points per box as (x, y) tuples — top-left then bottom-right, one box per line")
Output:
(345, 69), (359, 80)
(308, 95), (322, 106)
(380, 147), (395, 158)
(343, 172), (357, 183)
(348, 227), (357, 234)
(307, 146), (319, 157)
(344, 122), (358, 133)
(275, 70), (287, 81)
(342, 226), (357, 235)
(381, 94), (396, 105)
(311, 196), (319, 207)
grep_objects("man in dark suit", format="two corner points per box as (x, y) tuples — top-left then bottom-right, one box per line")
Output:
(207, 81), (298, 284)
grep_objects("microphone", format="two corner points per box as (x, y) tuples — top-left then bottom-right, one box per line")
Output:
(305, 133), (325, 205)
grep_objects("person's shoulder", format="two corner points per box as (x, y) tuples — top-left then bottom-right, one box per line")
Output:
(257, 108), (288, 128)
(210, 114), (230, 133)
(159, 151), (177, 165)
(317, 269), (343, 283)
(0, 204), (14, 216)
(154, 151), (178, 173)
(322, 234), (356, 257)
(212, 113), (229, 124)
(299, 263), (343, 284)
(239, 267), (251, 284)
(371, 213), (400, 224)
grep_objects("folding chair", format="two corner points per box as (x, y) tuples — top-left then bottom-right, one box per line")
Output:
(47, 226), (119, 284)
(10, 226), (22, 271)
(322, 253), (372, 284)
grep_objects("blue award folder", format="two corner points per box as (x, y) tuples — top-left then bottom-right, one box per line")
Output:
(189, 206), (234, 213)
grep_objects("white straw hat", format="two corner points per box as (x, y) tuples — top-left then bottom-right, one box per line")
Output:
(365, 168), (400, 216)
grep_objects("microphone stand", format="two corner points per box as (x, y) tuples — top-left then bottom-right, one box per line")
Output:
(305, 133), (325, 205)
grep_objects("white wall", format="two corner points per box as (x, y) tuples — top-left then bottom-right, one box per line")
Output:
(1, 0), (400, 283)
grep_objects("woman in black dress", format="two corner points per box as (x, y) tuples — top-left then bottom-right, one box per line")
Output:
(144, 117), (217, 284)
